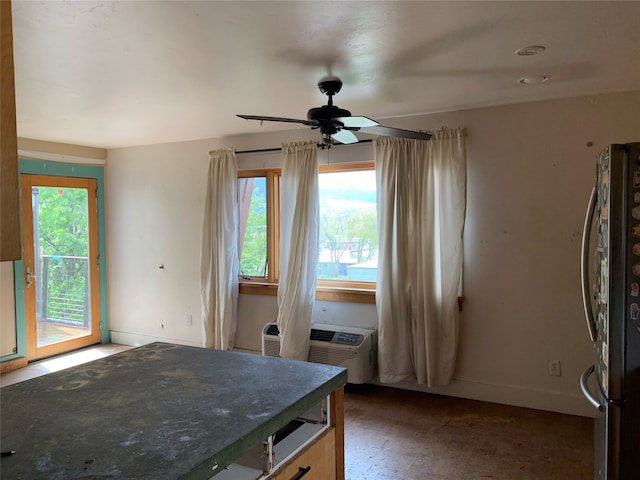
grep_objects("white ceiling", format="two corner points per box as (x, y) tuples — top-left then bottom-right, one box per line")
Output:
(11, 1), (640, 149)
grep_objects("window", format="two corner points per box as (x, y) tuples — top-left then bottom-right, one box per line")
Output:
(237, 162), (376, 303)
(317, 162), (377, 288)
(237, 169), (279, 283)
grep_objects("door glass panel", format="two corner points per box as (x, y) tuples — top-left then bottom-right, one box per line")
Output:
(32, 185), (92, 347)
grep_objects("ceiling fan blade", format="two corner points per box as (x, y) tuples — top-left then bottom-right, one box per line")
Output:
(334, 116), (378, 128)
(237, 114), (316, 126)
(359, 125), (432, 141)
(331, 129), (359, 144)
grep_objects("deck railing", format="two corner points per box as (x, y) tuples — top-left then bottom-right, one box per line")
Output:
(37, 255), (90, 327)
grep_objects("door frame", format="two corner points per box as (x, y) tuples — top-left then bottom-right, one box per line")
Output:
(10, 159), (109, 361)
(21, 174), (101, 360)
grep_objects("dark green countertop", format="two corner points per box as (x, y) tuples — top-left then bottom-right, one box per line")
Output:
(0, 342), (347, 480)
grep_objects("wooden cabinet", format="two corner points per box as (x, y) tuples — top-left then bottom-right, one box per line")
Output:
(268, 428), (336, 480)
(217, 388), (344, 480)
(1, 0), (21, 262)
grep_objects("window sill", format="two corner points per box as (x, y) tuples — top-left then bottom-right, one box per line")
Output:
(316, 286), (376, 304)
(239, 283), (464, 310)
(238, 282), (376, 304)
(238, 282), (278, 297)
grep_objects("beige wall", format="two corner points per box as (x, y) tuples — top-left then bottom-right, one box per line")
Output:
(0, 262), (16, 356)
(64, 90), (640, 416)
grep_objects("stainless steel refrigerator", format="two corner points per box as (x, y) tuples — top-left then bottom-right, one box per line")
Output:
(580, 142), (640, 479)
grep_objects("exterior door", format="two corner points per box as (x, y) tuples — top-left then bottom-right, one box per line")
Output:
(21, 174), (101, 361)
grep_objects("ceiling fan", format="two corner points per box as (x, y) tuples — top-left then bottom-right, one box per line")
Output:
(237, 76), (432, 148)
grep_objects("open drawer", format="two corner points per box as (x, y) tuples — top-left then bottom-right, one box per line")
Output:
(214, 397), (335, 480)
(267, 428), (336, 480)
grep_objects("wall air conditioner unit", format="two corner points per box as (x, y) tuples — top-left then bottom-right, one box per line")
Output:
(261, 322), (377, 384)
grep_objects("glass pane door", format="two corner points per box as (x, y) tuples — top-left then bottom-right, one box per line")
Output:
(21, 175), (101, 360)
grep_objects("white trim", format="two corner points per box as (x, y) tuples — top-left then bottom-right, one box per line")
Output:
(369, 376), (595, 418)
(109, 331), (201, 348)
(18, 150), (106, 165)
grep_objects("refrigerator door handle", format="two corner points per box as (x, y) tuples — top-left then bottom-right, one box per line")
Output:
(581, 186), (598, 342)
(580, 364), (603, 411)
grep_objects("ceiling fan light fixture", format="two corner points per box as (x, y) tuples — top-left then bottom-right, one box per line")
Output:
(516, 45), (546, 56)
(518, 74), (550, 85)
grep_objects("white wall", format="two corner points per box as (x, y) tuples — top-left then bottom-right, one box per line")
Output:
(0, 262), (17, 356)
(106, 90), (640, 416)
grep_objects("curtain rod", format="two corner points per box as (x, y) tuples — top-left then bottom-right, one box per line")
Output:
(235, 139), (373, 155)
(234, 128), (467, 155)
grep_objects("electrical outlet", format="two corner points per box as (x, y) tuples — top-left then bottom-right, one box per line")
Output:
(186, 314), (193, 326)
(549, 360), (561, 376)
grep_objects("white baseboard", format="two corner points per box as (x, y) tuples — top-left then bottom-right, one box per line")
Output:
(110, 331), (201, 349)
(369, 376), (595, 418)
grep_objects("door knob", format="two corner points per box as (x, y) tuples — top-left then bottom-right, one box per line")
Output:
(25, 266), (36, 288)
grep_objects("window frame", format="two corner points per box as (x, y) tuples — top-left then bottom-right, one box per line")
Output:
(237, 168), (280, 284)
(237, 162), (376, 304)
(317, 161), (377, 292)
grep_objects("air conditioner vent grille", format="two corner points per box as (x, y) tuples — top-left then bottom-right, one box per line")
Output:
(310, 329), (335, 342)
(308, 345), (357, 365)
(266, 324), (280, 336)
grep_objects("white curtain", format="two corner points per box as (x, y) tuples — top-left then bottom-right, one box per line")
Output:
(200, 148), (239, 350)
(375, 128), (466, 386)
(277, 141), (319, 360)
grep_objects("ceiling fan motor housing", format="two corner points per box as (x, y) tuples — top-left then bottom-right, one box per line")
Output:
(307, 105), (351, 128)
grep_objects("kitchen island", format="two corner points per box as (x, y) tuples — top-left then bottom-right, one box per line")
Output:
(0, 342), (347, 479)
